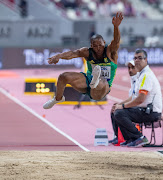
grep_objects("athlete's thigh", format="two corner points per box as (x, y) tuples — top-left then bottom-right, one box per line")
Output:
(90, 79), (110, 100)
(63, 72), (87, 92)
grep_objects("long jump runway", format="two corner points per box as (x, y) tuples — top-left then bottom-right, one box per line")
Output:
(0, 88), (86, 151)
(0, 67), (163, 152)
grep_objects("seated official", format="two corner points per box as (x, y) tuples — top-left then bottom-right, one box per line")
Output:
(113, 49), (162, 147)
(109, 59), (138, 144)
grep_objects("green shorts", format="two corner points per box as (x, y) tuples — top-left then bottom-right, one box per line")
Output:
(80, 72), (93, 99)
(80, 72), (111, 99)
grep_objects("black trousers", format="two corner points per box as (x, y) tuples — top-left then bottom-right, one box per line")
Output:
(112, 107), (161, 141)
(111, 112), (118, 137)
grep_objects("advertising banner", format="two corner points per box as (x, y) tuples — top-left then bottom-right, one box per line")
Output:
(2, 48), (83, 69)
(1, 47), (163, 69)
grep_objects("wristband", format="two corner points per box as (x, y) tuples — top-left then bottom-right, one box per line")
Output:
(122, 104), (125, 109)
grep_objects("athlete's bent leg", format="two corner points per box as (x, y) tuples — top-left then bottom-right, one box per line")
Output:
(56, 72), (87, 100)
(43, 72), (87, 109)
(90, 79), (110, 100)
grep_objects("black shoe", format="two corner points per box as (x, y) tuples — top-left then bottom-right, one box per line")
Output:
(127, 136), (149, 147)
(108, 137), (118, 144)
(120, 139), (133, 147)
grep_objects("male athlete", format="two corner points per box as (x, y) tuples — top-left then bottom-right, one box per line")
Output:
(43, 12), (123, 109)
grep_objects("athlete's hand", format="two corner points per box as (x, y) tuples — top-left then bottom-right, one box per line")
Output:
(112, 12), (123, 27)
(48, 55), (60, 64)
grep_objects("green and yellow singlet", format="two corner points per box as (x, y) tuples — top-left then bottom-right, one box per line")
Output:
(86, 45), (117, 87)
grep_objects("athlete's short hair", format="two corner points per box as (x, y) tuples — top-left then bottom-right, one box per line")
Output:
(135, 49), (147, 58)
(90, 34), (104, 43)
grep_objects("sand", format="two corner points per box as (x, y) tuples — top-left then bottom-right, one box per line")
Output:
(0, 151), (163, 180)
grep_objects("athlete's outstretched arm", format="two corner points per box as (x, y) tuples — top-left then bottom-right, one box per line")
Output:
(107, 12), (123, 63)
(48, 47), (89, 64)
(110, 12), (123, 50)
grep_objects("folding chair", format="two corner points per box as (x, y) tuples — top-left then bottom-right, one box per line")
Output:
(140, 117), (163, 147)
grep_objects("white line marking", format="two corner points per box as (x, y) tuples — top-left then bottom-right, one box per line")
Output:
(0, 87), (89, 152)
(107, 95), (122, 102)
(112, 84), (130, 92)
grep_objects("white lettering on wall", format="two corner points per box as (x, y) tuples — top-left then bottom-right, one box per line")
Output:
(23, 49), (83, 68)
(24, 49), (36, 65)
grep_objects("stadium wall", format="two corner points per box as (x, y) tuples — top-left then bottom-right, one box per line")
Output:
(0, 20), (73, 47)
(0, 18), (163, 48)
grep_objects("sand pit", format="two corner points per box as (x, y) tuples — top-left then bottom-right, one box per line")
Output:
(0, 151), (163, 180)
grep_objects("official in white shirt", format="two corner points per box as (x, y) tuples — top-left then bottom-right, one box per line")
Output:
(114, 49), (162, 147)
(109, 59), (138, 144)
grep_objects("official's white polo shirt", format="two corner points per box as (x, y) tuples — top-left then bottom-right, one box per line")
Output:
(133, 65), (162, 113)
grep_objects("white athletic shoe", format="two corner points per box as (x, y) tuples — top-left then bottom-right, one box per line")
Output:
(43, 96), (65, 109)
(90, 65), (101, 89)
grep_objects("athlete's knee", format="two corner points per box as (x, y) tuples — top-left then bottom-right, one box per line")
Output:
(93, 96), (102, 101)
(91, 93), (104, 101)
(58, 72), (70, 83)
